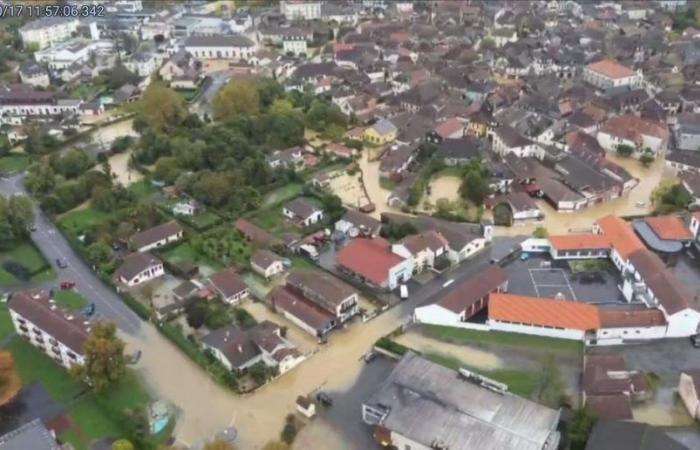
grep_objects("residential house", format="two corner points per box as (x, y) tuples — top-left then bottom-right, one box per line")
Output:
(583, 353), (649, 420)
(585, 420), (689, 450)
(632, 215), (694, 255)
(209, 269), (249, 305)
(0, 84), (81, 125)
(280, 0), (322, 20)
(378, 144), (416, 179)
(0, 419), (61, 450)
(583, 59), (643, 90)
(18, 62), (50, 88)
(8, 290), (89, 369)
(429, 117), (467, 142)
(282, 198), (324, 227)
(435, 136), (482, 166)
(336, 237), (414, 290)
(202, 321), (304, 375)
(362, 352), (561, 450)
(488, 191), (543, 223)
(172, 199), (198, 216)
(235, 218), (279, 246)
(282, 33), (308, 57)
(325, 143), (357, 159)
(267, 146), (304, 169)
(251, 249), (285, 279)
(414, 265), (508, 326)
(159, 50), (202, 89)
(335, 209), (382, 238)
(597, 114), (669, 156)
(491, 125), (544, 158)
(116, 253), (164, 287)
(679, 370), (700, 421)
(34, 39), (114, 72)
(268, 285), (335, 337)
(130, 221), (183, 252)
(393, 230), (449, 273)
(363, 119), (398, 145)
(296, 395), (316, 418)
(20, 17), (80, 49)
(126, 52), (158, 78)
(286, 270), (359, 324)
(183, 35), (256, 60)
(674, 112), (700, 151)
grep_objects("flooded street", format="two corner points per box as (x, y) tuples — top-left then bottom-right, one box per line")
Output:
(357, 150), (401, 219)
(496, 155), (676, 236)
(106, 151), (142, 186)
(122, 295), (420, 449)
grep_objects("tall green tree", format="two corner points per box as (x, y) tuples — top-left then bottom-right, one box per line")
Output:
(0, 194), (34, 247)
(213, 79), (260, 121)
(71, 322), (127, 392)
(569, 407), (597, 450)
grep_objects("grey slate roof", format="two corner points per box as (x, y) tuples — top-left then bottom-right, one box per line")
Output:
(284, 197), (321, 220)
(364, 352), (561, 450)
(585, 420), (688, 450)
(0, 419), (59, 450)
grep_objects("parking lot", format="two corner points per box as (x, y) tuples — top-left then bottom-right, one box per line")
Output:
(505, 253), (626, 304)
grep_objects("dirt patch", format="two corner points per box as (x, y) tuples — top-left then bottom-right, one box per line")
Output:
(106, 151), (142, 187)
(0, 352), (21, 406)
(394, 331), (504, 371)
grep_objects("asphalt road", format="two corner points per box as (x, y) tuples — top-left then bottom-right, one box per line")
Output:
(0, 174), (142, 334)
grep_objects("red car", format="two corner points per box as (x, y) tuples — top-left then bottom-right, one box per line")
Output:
(60, 281), (76, 290)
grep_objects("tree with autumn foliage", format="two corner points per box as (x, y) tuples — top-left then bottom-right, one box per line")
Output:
(71, 322), (127, 392)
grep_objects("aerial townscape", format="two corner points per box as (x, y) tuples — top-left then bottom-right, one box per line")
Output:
(5, 1), (700, 450)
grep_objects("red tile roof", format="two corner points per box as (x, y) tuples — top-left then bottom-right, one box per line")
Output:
(335, 238), (405, 286)
(599, 114), (668, 143)
(433, 118), (466, 139)
(587, 59), (635, 79)
(596, 215), (645, 259)
(645, 215), (694, 241)
(488, 293), (601, 331)
(549, 234), (610, 251)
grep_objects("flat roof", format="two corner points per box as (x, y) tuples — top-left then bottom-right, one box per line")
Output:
(364, 352), (560, 450)
(632, 221), (684, 253)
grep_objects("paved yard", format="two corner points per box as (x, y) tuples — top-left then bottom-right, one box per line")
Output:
(504, 253), (625, 304)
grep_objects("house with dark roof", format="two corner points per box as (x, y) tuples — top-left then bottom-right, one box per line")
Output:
(250, 249), (285, 279)
(393, 230), (449, 273)
(585, 420), (689, 450)
(583, 353), (649, 421)
(286, 270), (359, 323)
(266, 145), (305, 170)
(8, 290), (89, 369)
(115, 252), (164, 287)
(130, 221), (183, 252)
(334, 209), (382, 237)
(282, 197), (324, 227)
(487, 191), (542, 223)
(235, 218), (280, 246)
(267, 285), (335, 338)
(378, 144), (417, 179)
(414, 265), (508, 326)
(491, 125), (543, 158)
(201, 321), (304, 376)
(336, 237), (415, 290)
(208, 269), (249, 305)
(183, 34), (256, 60)
(435, 136), (482, 166)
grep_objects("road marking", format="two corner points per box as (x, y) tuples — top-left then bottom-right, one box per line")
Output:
(528, 269), (540, 297)
(442, 279), (454, 288)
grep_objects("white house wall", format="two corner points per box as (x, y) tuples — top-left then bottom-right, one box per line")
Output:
(489, 320), (585, 340)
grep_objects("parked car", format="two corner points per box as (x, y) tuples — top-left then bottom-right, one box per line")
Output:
(635, 201), (646, 208)
(316, 391), (333, 407)
(60, 281), (76, 290)
(520, 252), (529, 261)
(56, 258), (68, 269)
(399, 284), (408, 300)
(364, 351), (377, 363)
(691, 334), (700, 348)
(83, 302), (95, 318)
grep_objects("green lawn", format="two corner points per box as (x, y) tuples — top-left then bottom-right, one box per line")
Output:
(53, 290), (89, 311)
(0, 267), (17, 285)
(251, 207), (286, 232)
(31, 267), (57, 283)
(58, 208), (111, 236)
(291, 256), (317, 271)
(128, 179), (158, 200)
(424, 351), (539, 397)
(0, 304), (14, 340)
(0, 154), (30, 174)
(1, 242), (48, 273)
(261, 183), (303, 207)
(379, 177), (398, 190)
(180, 211), (222, 231)
(161, 242), (199, 264)
(421, 324), (583, 355)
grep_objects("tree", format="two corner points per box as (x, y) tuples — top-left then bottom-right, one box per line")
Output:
(280, 414), (298, 445)
(480, 37), (496, 50)
(255, 78), (285, 111)
(459, 170), (490, 206)
(213, 79), (260, 121)
(203, 439), (236, 450)
(535, 354), (567, 407)
(616, 144), (634, 157)
(112, 439), (135, 450)
(71, 322), (127, 392)
(639, 151), (655, 167)
(652, 182), (692, 214)
(51, 148), (92, 178)
(86, 242), (112, 266)
(134, 82), (187, 132)
(108, 60), (140, 89)
(153, 156), (182, 184)
(0, 194), (34, 246)
(24, 126), (59, 155)
(532, 226), (549, 238)
(569, 407), (597, 450)
(185, 302), (207, 329)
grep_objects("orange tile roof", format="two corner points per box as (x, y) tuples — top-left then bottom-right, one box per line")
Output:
(488, 293), (601, 331)
(587, 59), (635, 79)
(599, 114), (669, 143)
(549, 234), (610, 251)
(596, 215), (645, 260)
(645, 215), (694, 241)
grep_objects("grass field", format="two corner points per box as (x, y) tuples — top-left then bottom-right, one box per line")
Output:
(2, 336), (161, 449)
(180, 210), (222, 231)
(53, 290), (89, 311)
(423, 351), (540, 397)
(128, 179), (158, 200)
(0, 304), (14, 341)
(0, 241), (55, 285)
(421, 324), (583, 355)
(58, 208), (111, 236)
(161, 242), (199, 264)
(0, 154), (30, 174)
(261, 183), (303, 208)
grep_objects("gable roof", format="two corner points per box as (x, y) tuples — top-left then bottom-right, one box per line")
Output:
(627, 249), (690, 315)
(585, 420), (688, 450)
(116, 252), (161, 282)
(587, 59), (635, 79)
(644, 216), (694, 241)
(0, 419), (59, 450)
(286, 270), (356, 313)
(336, 237), (405, 286)
(488, 293), (601, 331)
(267, 285), (335, 332)
(549, 234), (610, 251)
(251, 249), (283, 270)
(596, 215), (645, 260)
(130, 221), (182, 250)
(184, 34), (254, 48)
(209, 269), (248, 300)
(284, 197), (321, 219)
(400, 230), (449, 256)
(437, 265), (508, 314)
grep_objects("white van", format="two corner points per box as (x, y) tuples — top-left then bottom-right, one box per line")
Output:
(399, 284), (408, 300)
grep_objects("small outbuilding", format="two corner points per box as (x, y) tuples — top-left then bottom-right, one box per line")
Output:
(296, 395), (316, 418)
